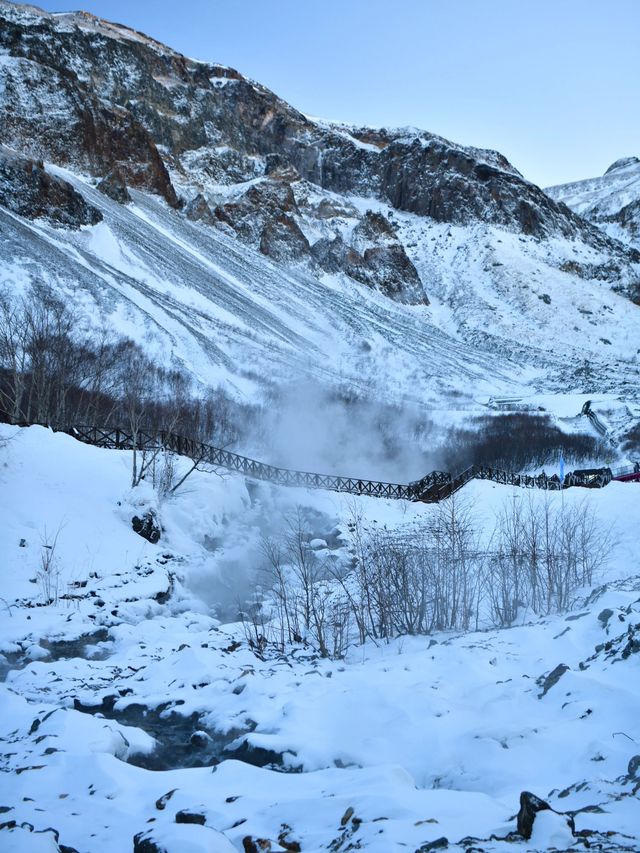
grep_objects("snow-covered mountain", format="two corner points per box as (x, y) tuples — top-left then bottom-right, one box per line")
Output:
(1, 0), (639, 421)
(2, 4), (640, 852)
(547, 157), (640, 250)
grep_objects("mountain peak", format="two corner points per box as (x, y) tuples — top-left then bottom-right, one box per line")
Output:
(604, 156), (640, 175)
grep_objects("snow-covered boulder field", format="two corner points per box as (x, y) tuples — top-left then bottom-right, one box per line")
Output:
(1, 424), (639, 852)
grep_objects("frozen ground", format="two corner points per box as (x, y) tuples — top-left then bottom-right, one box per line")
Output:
(1, 425), (639, 852)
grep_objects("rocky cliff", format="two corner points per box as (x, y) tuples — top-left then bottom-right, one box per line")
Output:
(0, 0), (639, 405)
(1, 0), (638, 309)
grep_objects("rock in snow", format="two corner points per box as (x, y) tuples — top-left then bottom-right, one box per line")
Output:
(0, 145), (102, 228)
(134, 825), (236, 852)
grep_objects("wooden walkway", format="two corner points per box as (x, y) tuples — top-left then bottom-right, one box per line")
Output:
(63, 425), (622, 502)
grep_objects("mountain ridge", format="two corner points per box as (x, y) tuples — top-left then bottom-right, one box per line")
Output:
(0, 0), (639, 417)
(547, 156), (640, 250)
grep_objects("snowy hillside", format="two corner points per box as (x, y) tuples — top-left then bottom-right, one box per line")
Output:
(1, 0), (639, 422)
(547, 157), (640, 250)
(1, 424), (640, 852)
(1, 3), (640, 850)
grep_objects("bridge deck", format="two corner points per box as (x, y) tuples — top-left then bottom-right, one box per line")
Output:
(55, 424), (635, 502)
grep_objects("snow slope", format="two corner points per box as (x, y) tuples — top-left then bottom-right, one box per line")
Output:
(1, 425), (639, 852)
(547, 157), (640, 248)
(2, 168), (639, 417)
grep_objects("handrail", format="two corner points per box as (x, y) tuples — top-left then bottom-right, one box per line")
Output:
(52, 423), (623, 502)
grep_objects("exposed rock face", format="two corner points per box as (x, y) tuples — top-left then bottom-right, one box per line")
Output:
(0, 0), (638, 309)
(312, 211), (427, 303)
(0, 7), (178, 206)
(259, 214), (311, 263)
(0, 146), (102, 227)
(184, 193), (215, 225)
(214, 180), (299, 244)
(97, 168), (131, 204)
(1, 0), (631, 245)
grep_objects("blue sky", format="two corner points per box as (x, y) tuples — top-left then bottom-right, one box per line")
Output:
(35, 0), (639, 187)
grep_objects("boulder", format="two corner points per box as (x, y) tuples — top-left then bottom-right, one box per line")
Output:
(185, 193), (216, 225)
(516, 790), (574, 841)
(97, 168), (131, 204)
(175, 809), (206, 825)
(259, 214), (310, 263)
(537, 663), (569, 697)
(517, 790), (551, 839)
(348, 244), (427, 304)
(415, 839), (449, 852)
(132, 511), (161, 544)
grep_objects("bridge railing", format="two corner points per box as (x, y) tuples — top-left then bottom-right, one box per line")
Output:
(63, 424), (619, 502)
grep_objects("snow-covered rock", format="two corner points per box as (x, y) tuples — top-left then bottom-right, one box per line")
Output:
(547, 156), (640, 253)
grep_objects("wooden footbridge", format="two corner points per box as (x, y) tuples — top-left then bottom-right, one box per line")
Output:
(64, 424), (639, 502)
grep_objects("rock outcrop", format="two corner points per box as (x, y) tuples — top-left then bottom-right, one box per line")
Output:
(0, 146), (102, 227)
(1, 1), (634, 248)
(97, 168), (131, 204)
(0, 0), (638, 311)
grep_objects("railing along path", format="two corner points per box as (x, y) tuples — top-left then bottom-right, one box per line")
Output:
(63, 424), (638, 502)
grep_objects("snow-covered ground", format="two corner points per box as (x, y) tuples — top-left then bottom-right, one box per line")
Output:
(1, 424), (639, 852)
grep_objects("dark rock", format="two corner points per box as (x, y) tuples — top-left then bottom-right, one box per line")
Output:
(184, 193), (216, 225)
(134, 829), (164, 852)
(340, 806), (354, 826)
(0, 146), (102, 228)
(598, 608), (614, 627)
(190, 731), (212, 747)
(516, 791), (575, 841)
(517, 791), (551, 839)
(242, 838), (269, 853)
(0, 9), (178, 206)
(132, 511), (161, 544)
(97, 168), (131, 203)
(1, 1), (631, 251)
(264, 154), (300, 182)
(310, 234), (349, 273)
(223, 738), (288, 768)
(259, 214), (310, 263)
(415, 838), (449, 851)
(155, 789), (177, 811)
(2, 0), (638, 318)
(352, 210), (397, 242)
(311, 212), (427, 304)
(349, 244), (426, 304)
(175, 809), (206, 825)
(538, 663), (569, 697)
(628, 754), (640, 779)
(277, 827), (302, 851)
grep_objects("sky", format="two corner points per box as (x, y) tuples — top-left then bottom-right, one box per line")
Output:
(33, 0), (640, 188)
